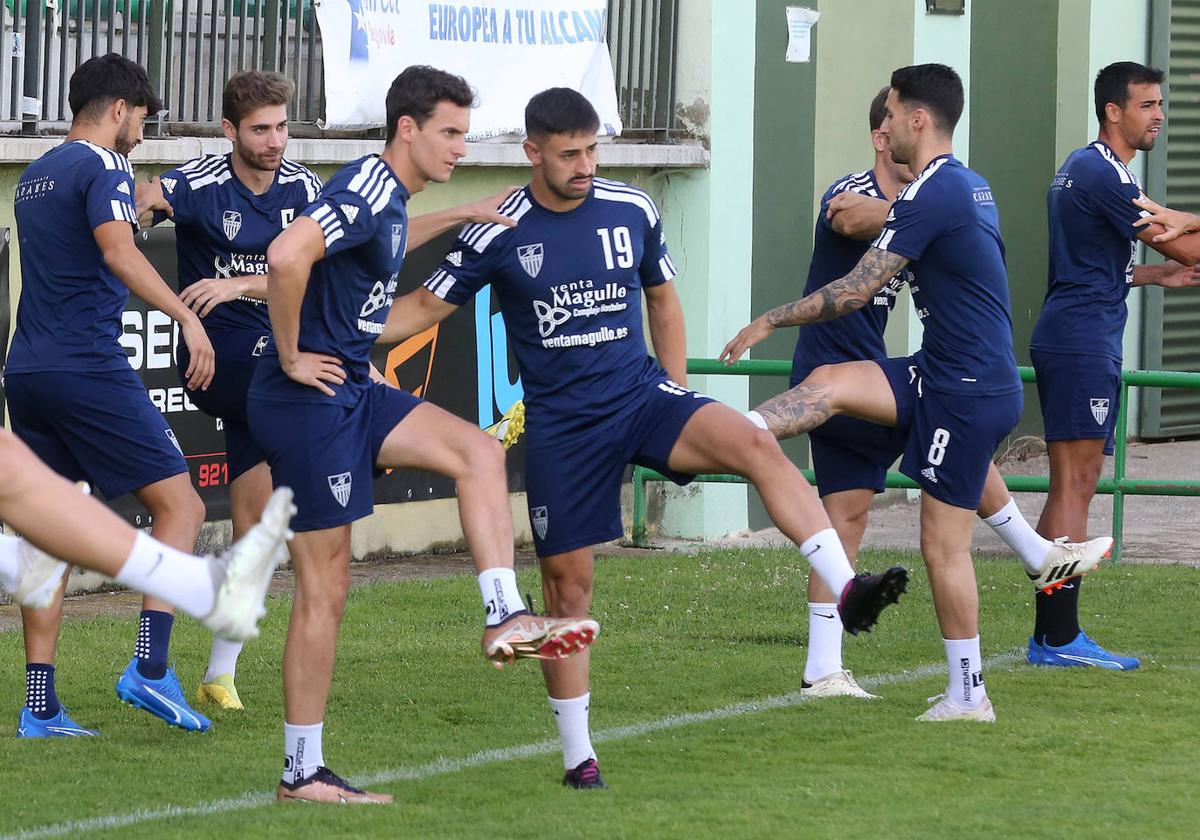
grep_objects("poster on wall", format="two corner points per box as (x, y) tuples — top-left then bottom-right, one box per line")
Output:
(315, 0), (622, 138)
(107, 228), (524, 526)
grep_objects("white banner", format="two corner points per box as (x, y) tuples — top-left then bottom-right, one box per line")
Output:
(315, 0), (623, 138)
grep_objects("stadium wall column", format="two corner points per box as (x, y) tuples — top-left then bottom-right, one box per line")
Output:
(968, 0), (1059, 443)
(657, 0), (756, 540)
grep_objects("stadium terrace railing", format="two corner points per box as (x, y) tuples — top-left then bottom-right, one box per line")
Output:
(0, 0), (679, 136)
(630, 358), (1200, 563)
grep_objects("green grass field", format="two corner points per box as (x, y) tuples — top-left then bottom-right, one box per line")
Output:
(2, 548), (1198, 839)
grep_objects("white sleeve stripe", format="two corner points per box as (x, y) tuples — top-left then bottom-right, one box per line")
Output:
(591, 179), (661, 221)
(324, 227), (345, 248)
(111, 199), (128, 221)
(663, 253), (677, 274)
(462, 190), (528, 246)
(898, 157), (948, 200)
(873, 229), (896, 250)
(368, 180), (396, 214)
(423, 271), (457, 300)
(310, 204), (337, 225)
(471, 200), (532, 252)
(1092, 142), (1134, 184)
(435, 275), (457, 299)
(658, 256), (676, 281)
(347, 157), (382, 193)
(593, 188), (659, 227)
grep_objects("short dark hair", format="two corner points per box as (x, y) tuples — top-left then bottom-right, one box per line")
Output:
(223, 70), (294, 126)
(889, 63), (963, 135)
(384, 65), (475, 143)
(68, 53), (161, 123)
(868, 86), (890, 132)
(1094, 61), (1165, 123)
(525, 87), (599, 139)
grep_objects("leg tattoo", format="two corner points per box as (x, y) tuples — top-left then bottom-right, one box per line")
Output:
(756, 383), (834, 440)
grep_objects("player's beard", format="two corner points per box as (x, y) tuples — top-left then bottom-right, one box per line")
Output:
(114, 114), (139, 156)
(548, 174), (592, 202)
(234, 140), (283, 173)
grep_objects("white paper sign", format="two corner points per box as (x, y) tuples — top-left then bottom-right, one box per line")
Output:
(315, 0), (622, 138)
(785, 7), (820, 63)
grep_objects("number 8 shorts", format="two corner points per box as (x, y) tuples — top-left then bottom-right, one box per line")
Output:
(876, 354), (1022, 511)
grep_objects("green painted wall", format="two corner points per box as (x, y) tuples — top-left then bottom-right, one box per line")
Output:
(969, 0), (1061, 440)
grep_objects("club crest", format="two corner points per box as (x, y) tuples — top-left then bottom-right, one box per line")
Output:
(164, 429), (183, 455)
(530, 505), (549, 540)
(328, 472), (353, 508)
(222, 210), (242, 241)
(1090, 398), (1110, 425)
(518, 243), (544, 278)
(391, 223), (405, 257)
(252, 335), (269, 357)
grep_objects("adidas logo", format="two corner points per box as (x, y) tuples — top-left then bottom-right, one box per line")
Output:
(446, 250), (463, 267)
(1044, 561), (1080, 583)
(117, 181), (131, 195)
(340, 203), (360, 225)
(920, 467), (938, 483)
(161, 177), (177, 194)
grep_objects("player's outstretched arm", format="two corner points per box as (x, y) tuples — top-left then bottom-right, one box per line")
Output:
(719, 247), (908, 364)
(1132, 260), (1200, 288)
(180, 274), (269, 317)
(266, 216), (345, 397)
(1133, 194), (1200, 244)
(826, 192), (891, 240)
(644, 280), (688, 386)
(406, 186), (520, 252)
(379, 287), (460, 344)
(94, 220), (215, 390)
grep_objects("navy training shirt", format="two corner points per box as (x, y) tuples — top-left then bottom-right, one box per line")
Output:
(423, 177), (678, 440)
(1030, 141), (1147, 363)
(872, 154), (1021, 396)
(156, 154), (322, 333)
(8, 140), (141, 375)
(791, 169), (909, 385)
(249, 154), (409, 406)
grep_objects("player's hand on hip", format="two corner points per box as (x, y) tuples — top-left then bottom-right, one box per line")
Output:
(719, 316), (774, 365)
(180, 318), (216, 391)
(1133, 194), (1200, 243)
(282, 352), (346, 397)
(467, 186), (521, 228)
(180, 277), (242, 318)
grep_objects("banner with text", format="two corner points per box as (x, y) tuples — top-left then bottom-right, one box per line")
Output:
(315, 0), (622, 137)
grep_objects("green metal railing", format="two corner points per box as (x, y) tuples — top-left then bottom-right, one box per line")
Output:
(631, 358), (1200, 562)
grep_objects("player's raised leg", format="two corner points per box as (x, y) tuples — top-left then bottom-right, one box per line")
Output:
(669, 396), (908, 635)
(375, 401), (599, 664)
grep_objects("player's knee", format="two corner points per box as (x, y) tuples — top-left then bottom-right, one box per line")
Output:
(472, 433), (506, 478)
(807, 364), (839, 388)
(739, 427), (785, 473)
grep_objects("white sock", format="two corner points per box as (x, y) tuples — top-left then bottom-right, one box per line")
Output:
(744, 410), (769, 430)
(803, 602), (844, 683)
(982, 499), (1052, 574)
(477, 567), (526, 627)
(204, 638), (244, 682)
(283, 721), (325, 784)
(944, 636), (985, 709)
(0, 535), (20, 592)
(114, 531), (215, 618)
(549, 693), (596, 769)
(800, 529), (854, 597)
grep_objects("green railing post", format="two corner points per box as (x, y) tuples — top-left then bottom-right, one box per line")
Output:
(632, 465), (648, 547)
(1112, 381), (1130, 564)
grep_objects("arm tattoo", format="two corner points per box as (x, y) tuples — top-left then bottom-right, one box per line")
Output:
(765, 248), (910, 329)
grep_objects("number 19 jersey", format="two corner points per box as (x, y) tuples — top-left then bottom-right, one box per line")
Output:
(424, 178), (677, 441)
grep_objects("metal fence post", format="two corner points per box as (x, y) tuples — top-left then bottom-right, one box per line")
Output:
(21, 0), (46, 134)
(1112, 380), (1130, 564)
(146, 0), (167, 136)
(263, 0), (282, 71)
(632, 465), (648, 546)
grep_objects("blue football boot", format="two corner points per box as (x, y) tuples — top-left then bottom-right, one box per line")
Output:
(1028, 631), (1140, 671)
(115, 659), (212, 731)
(18, 706), (99, 738)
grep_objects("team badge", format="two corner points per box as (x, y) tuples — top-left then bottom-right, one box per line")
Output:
(252, 335), (269, 357)
(1090, 398), (1110, 425)
(531, 505), (549, 540)
(222, 210), (242, 241)
(518, 243), (544, 278)
(391, 223), (404, 257)
(164, 429), (183, 455)
(328, 472), (353, 508)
